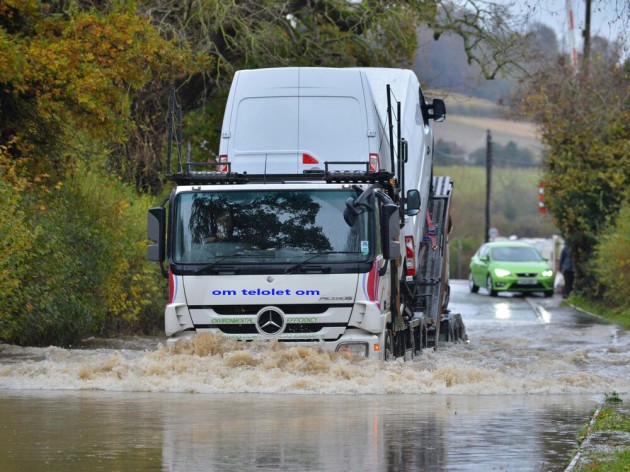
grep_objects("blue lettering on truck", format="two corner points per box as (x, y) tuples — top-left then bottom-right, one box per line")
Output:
(210, 288), (321, 296)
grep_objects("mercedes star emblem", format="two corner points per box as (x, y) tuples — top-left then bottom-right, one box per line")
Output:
(255, 307), (286, 336)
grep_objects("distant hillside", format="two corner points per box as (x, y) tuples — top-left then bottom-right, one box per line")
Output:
(427, 92), (543, 160)
(414, 29), (516, 102)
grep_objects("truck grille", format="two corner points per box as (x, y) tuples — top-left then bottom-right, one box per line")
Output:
(217, 323), (333, 335)
(203, 304), (351, 315)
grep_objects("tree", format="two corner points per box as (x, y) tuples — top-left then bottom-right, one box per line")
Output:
(0, 1), (195, 345)
(0, 1), (202, 188)
(518, 45), (630, 296)
(134, 0), (443, 189)
(471, 141), (535, 167)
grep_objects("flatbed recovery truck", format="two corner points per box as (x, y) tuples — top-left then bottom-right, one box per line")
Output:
(148, 67), (466, 360)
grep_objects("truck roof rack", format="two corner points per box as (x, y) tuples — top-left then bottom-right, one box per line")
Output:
(167, 162), (395, 186)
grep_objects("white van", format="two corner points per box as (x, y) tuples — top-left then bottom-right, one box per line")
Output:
(218, 67), (391, 174)
(355, 68), (438, 281)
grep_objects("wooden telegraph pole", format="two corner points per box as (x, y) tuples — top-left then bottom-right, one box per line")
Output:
(485, 129), (492, 242)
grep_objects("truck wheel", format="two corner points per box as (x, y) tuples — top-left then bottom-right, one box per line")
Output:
(442, 284), (451, 312)
(439, 319), (452, 342)
(454, 314), (466, 342)
(405, 329), (415, 361)
(384, 330), (394, 361)
(413, 324), (423, 356)
(487, 275), (498, 297)
(469, 273), (479, 293)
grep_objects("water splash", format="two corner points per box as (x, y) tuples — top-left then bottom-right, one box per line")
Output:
(1, 328), (629, 395)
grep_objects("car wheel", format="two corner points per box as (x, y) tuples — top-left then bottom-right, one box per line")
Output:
(487, 275), (498, 297)
(544, 290), (554, 298)
(469, 272), (479, 293)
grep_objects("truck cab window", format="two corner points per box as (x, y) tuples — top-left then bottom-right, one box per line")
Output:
(173, 189), (371, 265)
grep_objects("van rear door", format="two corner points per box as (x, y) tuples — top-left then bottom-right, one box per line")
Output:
(224, 68), (300, 174)
(297, 69), (370, 172)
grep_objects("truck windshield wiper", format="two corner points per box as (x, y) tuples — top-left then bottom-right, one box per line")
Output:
(285, 251), (362, 274)
(194, 253), (267, 274)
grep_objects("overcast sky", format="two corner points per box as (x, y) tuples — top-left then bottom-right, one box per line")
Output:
(502, 0), (628, 55)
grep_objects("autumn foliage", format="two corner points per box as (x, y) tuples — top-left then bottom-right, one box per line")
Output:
(0, 1), (200, 344)
(520, 54), (630, 306)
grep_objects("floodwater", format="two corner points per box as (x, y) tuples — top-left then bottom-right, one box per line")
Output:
(1, 280), (629, 471)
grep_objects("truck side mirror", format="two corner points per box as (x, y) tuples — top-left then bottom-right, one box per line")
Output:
(406, 189), (421, 216)
(429, 99), (446, 122)
(147, 207), (165, 263)
(382, 203), (401, 260)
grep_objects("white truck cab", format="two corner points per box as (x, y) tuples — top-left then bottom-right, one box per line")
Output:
(160, 182), (398, 358)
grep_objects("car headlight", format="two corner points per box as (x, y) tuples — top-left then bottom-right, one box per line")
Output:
(541, 270), (553, 277)
(494, 268), (511, 277)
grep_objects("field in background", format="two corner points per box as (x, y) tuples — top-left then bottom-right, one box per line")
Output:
(436, 165), (558, 279)
(431, 93), (543, 159)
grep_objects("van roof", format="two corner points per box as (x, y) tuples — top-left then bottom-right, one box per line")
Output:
(232, 67), (371, 98)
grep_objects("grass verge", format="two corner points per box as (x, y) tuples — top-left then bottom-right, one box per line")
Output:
(572, 394), (630, 471)
(567, 295), (630, 329)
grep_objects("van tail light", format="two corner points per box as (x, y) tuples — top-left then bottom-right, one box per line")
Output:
(405, 236), (416, 277)
(302, 153), (319, 164)
(369, 153), (378, 172)
(219, 154), (228, 173)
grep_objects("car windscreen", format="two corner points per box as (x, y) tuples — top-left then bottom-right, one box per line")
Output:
(173, 189), (370, 265)
(491, 246), (543, 262)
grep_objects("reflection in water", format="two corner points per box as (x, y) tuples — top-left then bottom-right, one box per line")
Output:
(495, 302), (512, 319)
(0, 391), (602, 472)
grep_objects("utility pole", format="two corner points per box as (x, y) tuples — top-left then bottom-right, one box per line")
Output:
(485, 130), (492, 243)
(582, 0), (592, 76)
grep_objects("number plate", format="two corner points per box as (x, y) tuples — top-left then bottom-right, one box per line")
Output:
(518, 278), (537, 285)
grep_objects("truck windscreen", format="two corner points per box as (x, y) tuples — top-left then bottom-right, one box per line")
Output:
(173, 190), (371, 265)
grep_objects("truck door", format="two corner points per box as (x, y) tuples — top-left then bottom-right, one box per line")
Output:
(372, 200), (392, 310)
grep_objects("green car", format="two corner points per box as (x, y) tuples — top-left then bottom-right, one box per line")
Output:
(469, 241), (555, 297)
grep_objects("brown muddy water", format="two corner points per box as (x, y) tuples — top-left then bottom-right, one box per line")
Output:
(1, 280), (629, 471)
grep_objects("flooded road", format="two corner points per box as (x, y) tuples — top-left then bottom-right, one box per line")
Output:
(1, 280), (629, 470)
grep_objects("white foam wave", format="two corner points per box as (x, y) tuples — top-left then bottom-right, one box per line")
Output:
(1, 330), (629, 395)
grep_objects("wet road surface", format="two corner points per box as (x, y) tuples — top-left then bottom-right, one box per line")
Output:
(1, 280), (629, 471)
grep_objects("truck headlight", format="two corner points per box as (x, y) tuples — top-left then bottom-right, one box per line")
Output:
(336, 342), (368, 358)
(494, 268), (511, 277)
(541, 270), (553, 277)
